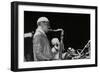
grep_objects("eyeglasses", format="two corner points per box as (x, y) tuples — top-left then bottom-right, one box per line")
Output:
(41, 21), (50, 27)
(42, 21), (49, 24)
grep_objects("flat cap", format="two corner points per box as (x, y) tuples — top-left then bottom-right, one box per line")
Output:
(37, 17), (49, 24)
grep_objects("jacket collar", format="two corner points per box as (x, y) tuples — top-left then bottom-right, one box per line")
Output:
(36, 26), (46, 36)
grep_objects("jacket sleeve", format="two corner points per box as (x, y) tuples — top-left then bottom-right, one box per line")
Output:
(33, 35), (51, 61)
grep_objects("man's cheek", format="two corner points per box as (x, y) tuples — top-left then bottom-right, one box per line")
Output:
(45, 26), (48, 30)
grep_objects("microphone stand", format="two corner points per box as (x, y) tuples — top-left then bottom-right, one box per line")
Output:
(59, 30), (64, 60)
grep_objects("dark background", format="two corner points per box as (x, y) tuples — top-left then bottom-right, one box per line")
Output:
(24, 11), (90, 61)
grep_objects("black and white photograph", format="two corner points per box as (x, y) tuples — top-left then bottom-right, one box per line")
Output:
(24, 11), (90, 61)
(11, 1), (97, 71)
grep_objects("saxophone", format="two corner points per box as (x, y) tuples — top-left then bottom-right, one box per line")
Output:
(49, 29), (64, 60)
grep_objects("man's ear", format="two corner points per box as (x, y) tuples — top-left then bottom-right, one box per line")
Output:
(37, 22), (41, 26)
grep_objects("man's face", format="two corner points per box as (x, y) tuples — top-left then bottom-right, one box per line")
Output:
(40, 21), (50, 32)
